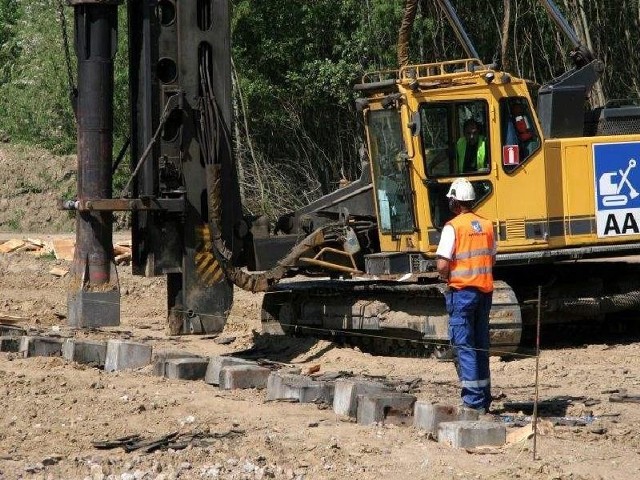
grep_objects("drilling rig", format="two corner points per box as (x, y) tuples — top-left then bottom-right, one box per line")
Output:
(64, 0), (640, 357)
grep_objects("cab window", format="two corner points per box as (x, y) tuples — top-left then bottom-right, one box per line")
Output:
(367, 109), (416, 234)
(420, 100), (490, 177)
(500, 97), (540, 173)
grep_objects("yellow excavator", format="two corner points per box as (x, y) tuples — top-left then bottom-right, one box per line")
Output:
(64, 0), (640, 357)
(255, 0), (640, 355)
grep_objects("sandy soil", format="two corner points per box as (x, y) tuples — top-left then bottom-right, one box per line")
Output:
(1, 145), (640, 479)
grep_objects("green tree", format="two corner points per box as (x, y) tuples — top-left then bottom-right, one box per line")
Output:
(0, 0), (20, 85)
(231, 0), (413, 215)
(0, 1), (129, 157)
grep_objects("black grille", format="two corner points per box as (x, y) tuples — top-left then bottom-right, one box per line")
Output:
(597, 117), (640, 135)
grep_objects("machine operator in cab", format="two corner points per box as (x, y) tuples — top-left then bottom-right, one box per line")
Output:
(436, 178), (496, 413)
(456, 119), (488, 173)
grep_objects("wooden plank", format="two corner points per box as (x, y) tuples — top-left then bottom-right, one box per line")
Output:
(0, 239), (25, 253)
(26, 238), (45, 247)
(0, 314), (29, 324)
(609, 393), (640, 404)
(49, 267), (69, 277)
(506, 423), (534, 444)
(114, 244), (132, 256)
(52, 238), (75, 261)
(16, 243), (41, 253)
(115, 252), (131, 265)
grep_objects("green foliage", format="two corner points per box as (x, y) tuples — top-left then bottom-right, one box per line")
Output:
(231, 0), (401, 203)
(0, 0), (20, 85)
(0, 0), (129, 159)
(111, 6), (131, 196)
(0, 0), (75, 152)
(6, 208), (24, 231)
(1, 0), (639, 216)
(38, 250), (57, 261)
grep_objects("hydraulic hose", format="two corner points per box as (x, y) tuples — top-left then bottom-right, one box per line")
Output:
(204, 163), (328, 293)
(198, 52), (334, 293)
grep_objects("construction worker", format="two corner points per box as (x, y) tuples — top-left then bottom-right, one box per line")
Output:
(456, 119), (487, 173)
(436, 178), (496, 413)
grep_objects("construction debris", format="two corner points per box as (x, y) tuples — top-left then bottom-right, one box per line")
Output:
(0, 236), (132, 264)
(114, 241), (132, 265)
(0, 315), (28, 324)
(49, 267), (68, 277)
(506, 423), (534, 444)
(51, 238), (75, 261)
(214, 336), (236, 345)
(0, 239), (26, 253)
(609, 392), (640, 404)
(26, 238), (45, 247)
(92, 429), (245, 453)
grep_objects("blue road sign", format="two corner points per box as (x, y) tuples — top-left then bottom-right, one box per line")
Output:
(593, 142), (640, 237)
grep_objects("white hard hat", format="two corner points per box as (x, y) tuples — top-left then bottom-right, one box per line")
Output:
(446, 178), (476, 201)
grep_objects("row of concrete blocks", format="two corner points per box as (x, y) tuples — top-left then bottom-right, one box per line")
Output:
(0, 336), (152, 373)
(0, 337), (506, 448)
(153, 355), (507, 449)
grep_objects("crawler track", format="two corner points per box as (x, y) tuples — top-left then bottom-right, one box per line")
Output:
(261, 279), (522, 358)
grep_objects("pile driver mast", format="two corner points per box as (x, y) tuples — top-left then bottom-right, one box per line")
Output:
(65, 0), (242, 333)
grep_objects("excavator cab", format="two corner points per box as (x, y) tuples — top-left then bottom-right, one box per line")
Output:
(358, 56), (552, 262)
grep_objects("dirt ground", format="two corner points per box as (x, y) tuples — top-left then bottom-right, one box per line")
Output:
(2, 145), (640, 480)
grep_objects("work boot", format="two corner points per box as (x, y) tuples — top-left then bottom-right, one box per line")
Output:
(460, 404), (499, 422)
(460, 404), (485, 415)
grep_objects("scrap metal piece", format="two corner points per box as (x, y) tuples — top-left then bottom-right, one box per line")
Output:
(609, 393), (640, 404)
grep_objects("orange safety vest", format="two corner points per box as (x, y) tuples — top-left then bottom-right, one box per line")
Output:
(446, 212), (494, 293)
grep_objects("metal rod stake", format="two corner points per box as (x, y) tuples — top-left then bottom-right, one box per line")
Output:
(533, 285), (542, 460)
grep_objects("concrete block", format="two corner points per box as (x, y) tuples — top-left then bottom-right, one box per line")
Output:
(266, 372), (335, 404)
(204, 356), (255, 385)
(104, 340), (152, 372)
(438, 421), (506, 449)
(165, 358), (210, 380)
(0, 325), (26, 337)
(152, 351), (203, 377)
(19, 336), (64, 358)
(413, 402), (480, 435)
(333, 378), (390, 417)
(219, 365), (271, 390)
(67, 289), (120, 328)
(0, 336), (21, 353)
(356, 392), (417, 426)
(62, 339), (107, 367)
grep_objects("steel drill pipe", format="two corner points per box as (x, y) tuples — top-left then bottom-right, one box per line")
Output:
(68, 0), (121, 327)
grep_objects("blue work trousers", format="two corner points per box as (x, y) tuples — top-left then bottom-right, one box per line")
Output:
(445, 287), (493, 411)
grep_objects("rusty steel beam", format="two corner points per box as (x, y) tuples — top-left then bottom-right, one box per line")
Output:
(68, 0), (122, 328)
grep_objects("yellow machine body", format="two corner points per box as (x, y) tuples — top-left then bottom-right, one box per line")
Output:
(362, 59), (640, 260)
